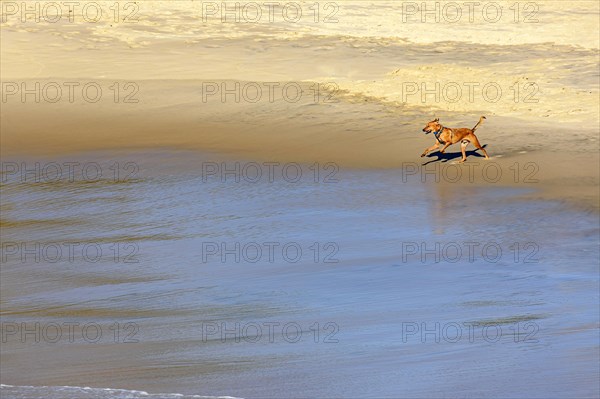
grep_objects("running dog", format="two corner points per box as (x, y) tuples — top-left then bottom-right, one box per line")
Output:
(421, 116), (489, 163)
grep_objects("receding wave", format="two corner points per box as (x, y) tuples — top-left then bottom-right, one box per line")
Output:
(0, 384), (242, 399)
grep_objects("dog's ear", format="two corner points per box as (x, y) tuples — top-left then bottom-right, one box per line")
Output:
(434, 118), (439, 122)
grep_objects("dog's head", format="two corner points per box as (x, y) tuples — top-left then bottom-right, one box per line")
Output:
(422, 118), (441, 134)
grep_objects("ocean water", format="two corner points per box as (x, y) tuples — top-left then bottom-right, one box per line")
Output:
(1, 150), (598, 398)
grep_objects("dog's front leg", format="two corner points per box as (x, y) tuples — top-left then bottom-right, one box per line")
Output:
(439, 142), (451, 154)
(421, 142), (439, 157)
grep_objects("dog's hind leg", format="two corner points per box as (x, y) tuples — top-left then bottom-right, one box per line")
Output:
(457, 140), (469, 163)
(469, 134), (490, 159)
(421, 142), (439, 157)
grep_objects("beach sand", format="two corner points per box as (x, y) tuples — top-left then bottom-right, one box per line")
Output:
(1, 1), (599, 210)
(2, 78), (598, 212)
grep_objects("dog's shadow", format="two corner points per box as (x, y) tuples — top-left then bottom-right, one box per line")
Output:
(422, 145), (488, 165)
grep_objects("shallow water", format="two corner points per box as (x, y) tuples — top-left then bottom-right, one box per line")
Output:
(1, 150), (598, 398)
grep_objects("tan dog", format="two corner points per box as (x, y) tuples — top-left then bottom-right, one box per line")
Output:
(421, 116), (489, 163)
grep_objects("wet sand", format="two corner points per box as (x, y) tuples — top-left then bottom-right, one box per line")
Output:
(2, 78), (598, 211)
(1, 150), (599, 398)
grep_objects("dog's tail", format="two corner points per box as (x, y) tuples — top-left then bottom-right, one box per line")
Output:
(472, 116), (486, 132)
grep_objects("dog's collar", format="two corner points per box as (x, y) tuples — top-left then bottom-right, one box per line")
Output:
(433, 126), (445, 143)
